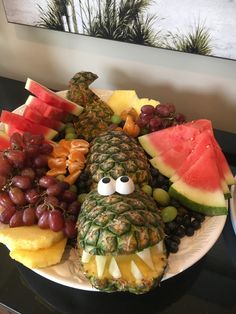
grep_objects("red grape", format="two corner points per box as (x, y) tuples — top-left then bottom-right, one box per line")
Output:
(149, 117), (162, 131)
(12, 175), (32, 190)
(0, 192), (15, 208)
(35, 204), (48, 219)
(141, 105), (155, 115)
(40, 143), (53, 154)
(39, 176), (57, 188)
(0, 156), (12, 176)
(46, 183), (65, 197)
(49, 209), (64, 232)
(0, 206), (16, 224)
(0, 175), (7, 189)
(34, 154), (48, 168)
(62, 190), (77, 203)
(20, 168), (36, 180)
(4, 150), (26, 168)
(24, 144), (38, 157)
(45, 195), (60, 207)
(155, 104), (171, 117)
(9, 210), (24, 228)
(9, 187), (27, 206)
(67, 201), (81, 215)
(64, 220), (77, 238)
(175, 113), (186, 124)
(38, 210), (50, 229)
(23, 207), (37, 226)
(10, 133), (24, 150)
(139, 113), (152, 125)
(25, 189), (40, 204)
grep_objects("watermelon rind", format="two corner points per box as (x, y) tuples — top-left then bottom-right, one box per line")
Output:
(169, 183), (227, 216)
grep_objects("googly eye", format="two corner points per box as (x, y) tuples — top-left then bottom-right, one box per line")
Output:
(115, 176), (135, 195)
(97, 177), (116, 196)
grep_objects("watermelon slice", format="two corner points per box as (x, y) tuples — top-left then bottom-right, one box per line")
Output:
(23, 106), (65, 131)
(0, 111), (57, 140)
(25, 95), (66, 121)
(25, 78), (84, 116)
(138, 124), (201, 157)
(0, 131), (10, 151)
(169, 144), (227, 216)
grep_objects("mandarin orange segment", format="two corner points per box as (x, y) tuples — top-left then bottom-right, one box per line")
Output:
(63, 170), (82, 185)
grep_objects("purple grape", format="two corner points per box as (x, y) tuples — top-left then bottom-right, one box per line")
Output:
(9, 187), (27, 206)
(10, 132), (24, 150)
(0, 192), (15, 208)
(25, 189), (40, 204)
(155, 104), (171, 117)
(0, 156), (12, 177)
(175, 113), (186, 124)
(141, 105), (155, 115)
(38, 210), (50, 229)
(23, 207), (37, 226)
(12, 175), (32, 190)
(34, 154), (48, 168)
(9, 211), (24, 228)
(149, 117), (162, 131)
(0, 206), (16, 224)
(39, 176), (57, 188)
(20, 168), (36, 180)
(49, 209), (64, 232)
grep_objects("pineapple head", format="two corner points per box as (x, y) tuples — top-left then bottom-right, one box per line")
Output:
(77, 180), (167, 294)
(67, 71), (99, 106)
(86, 130), (151, 186)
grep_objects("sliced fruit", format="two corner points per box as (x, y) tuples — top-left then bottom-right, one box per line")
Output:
(25, 78), (84, 116)
(26, 95), (66, 121)
(107, 90), (139, 115)
(168, 144), (227, 216)
(0, 130), (10, 151)
(10, 238), (67, 268)
(23, 106), (65, 131)
(138, 124), (200, 157)
(1, 110), (57, 140)
(0, 225), (64, 251)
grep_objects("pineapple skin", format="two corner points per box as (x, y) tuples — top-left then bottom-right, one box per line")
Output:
(86, 130), (151, 186)
(67, 71), (99, 106)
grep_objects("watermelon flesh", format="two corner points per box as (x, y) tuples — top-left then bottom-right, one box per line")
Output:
(25, 78), (84, 116)
(169, 144), (227, 216)
(0, 110), (58, 140)
(138, 124), (201, 157)
(23, 106), (65, 131)
(25, 95), (66, 121)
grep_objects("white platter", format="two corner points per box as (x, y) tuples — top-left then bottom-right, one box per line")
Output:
(0, 89), (227, 290)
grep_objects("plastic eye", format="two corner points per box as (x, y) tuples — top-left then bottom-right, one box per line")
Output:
(115, 176), (135, 195)
(97, 177), (116, 196)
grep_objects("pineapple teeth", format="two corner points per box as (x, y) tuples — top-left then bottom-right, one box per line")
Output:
(109, 257), (122, 279)
(95, 256), (107, 278)
(81, 250), (91, 263)
(155, 240), (164, 253)
(130, 260), (143, 281)
(136, 248), (155, 270)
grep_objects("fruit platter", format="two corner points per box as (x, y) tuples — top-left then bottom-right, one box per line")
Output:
(0, 72), (233, 294)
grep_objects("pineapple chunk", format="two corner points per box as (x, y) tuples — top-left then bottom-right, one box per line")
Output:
(109, 257), (121, 279)
(107, 90), (139, 115)
(95, 255), (107, 278)
(10, 238), (67, 268)
(136, 248), (155, 270)
(130, 260), (143, 280)
(0, 225), (64, 251)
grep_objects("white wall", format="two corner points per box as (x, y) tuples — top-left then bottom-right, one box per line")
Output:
(1, 1), (236, 133)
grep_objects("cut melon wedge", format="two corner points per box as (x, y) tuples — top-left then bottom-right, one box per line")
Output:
(0, 130), (10, 151)
(25, 78), (83, 116)
(169, 145), (227, 216)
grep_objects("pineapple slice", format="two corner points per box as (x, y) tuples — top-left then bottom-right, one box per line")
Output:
(107, 90), (160, 116)
(10, 238), (67, 268)
(0, 225), (64, 251)
(107, 90), (139, 115)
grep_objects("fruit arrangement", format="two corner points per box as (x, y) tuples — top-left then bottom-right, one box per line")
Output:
(0, 71), (234, 294)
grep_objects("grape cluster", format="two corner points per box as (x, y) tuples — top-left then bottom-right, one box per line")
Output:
(137, 103), (186, 134)
(0, 132), (81, 239)
(149, 166), (205, 254)
(164, 210), (205, 253)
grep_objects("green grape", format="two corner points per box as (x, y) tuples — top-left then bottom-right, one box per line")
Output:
(161, 206), (177, 223)
(111, 114), (122, 125)
(57, 174), (66, 181)
(65, 127), (76, 134)
(66, 122), (74, 128)
(153, 188), (170, 206)
(78, 193), (88, 204)
(65, 133), (77, 140)
(141, 184), (153, 196)
(69, 184), (78, 193)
